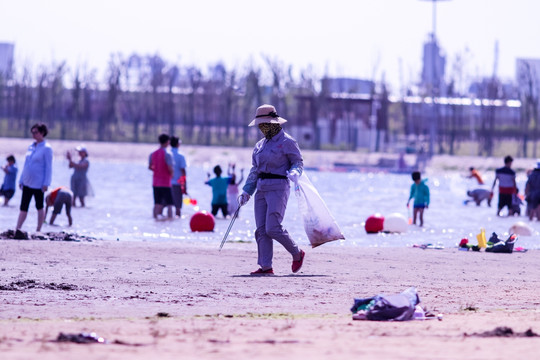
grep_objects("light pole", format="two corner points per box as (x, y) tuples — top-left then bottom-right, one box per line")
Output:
(419, 0), (450, 158)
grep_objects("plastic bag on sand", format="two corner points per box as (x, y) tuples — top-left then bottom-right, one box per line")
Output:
(294, 173), (345, 248)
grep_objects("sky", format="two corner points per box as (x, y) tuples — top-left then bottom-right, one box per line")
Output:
(1, 0), (540, 95)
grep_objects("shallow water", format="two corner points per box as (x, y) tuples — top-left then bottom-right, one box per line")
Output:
(1, 158), (538, 249)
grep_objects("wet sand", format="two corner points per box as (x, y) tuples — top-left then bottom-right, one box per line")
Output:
(1, 136), (529, 171)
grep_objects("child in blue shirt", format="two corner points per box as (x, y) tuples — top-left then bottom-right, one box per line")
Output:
(205, 165), (231, 218)
(1, 155), (18, 206)
(407, 171), (430, 227)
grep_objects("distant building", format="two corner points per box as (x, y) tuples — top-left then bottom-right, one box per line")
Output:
(0, 42), (14, 77)
(421, 34), (446, 95)
(468, 78), (519, 99)
(293, 77), (376, 150)
(321, 77), (374, 94)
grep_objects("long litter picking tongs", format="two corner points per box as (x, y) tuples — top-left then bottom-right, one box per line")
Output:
(219, 199), (243, 251)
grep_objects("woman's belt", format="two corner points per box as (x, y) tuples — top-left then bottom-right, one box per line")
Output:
(258, 172), (287, 179)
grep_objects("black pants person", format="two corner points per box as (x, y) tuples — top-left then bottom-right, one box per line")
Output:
(211, 203), (228, 217)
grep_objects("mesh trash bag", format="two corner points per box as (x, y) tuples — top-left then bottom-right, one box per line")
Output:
(294, 173), (345, 248)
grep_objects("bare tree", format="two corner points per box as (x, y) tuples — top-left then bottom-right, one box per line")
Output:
(223, 69), (238, 142)
(184, 66), (202, 140)
(242, 66), (262, 146)
(146, 54), (166, 133)
(50, 62), (67, 139)
(165, 65), (179, 136)
(121, 54), (145, 142)
(68, 67), (83, 138)
(99, 55), (122, 141)
(518, 62), (539, 157)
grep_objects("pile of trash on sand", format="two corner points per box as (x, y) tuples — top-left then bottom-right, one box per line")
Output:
(459, 230), (527, 253)
(0, 229), (96, 242)
(351, 287), (443, 321)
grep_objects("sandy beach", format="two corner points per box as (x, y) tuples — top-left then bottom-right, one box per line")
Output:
(1, 240), (540, 359)
(1, 137), (540, 359)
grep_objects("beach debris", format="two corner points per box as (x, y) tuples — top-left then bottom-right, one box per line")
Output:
(0, 230), (96, 242)
(465, 327), (539, 338)
(462, 304), (479, 312)
(485, 233), (517, 253)
(13, 229), (29, 240)
(0, 279), (79, 291)
(458, 239), (480, 251)
(412, 243), (444, 250)
(351, 287), (440, 321)
(458, 232), (523, 253)
(208, 338), (231, 344)
(56, 332), (106, 344)
(249, 339), (300, 344)
(156, 312), (171, 318)
(54, 332), (148, 346)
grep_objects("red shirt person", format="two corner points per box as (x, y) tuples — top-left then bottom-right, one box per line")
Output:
(148, 134), (174, 219)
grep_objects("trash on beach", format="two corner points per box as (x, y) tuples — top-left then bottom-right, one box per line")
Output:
(56, 332), (107, 344)
(351, 287), (442, 321)
(55, 332), (147, 346)
(458, 238), (480, 251)
(412, 243), (444, 250)
(0, 229), (30, 240)
(465, 326), (539, 338)
(0, 279), (79, 291)
(0, 230), (96, 242)
(485, 233), (517, 253)
(458, 232), (524, 253)
(294, 173), (345, 248)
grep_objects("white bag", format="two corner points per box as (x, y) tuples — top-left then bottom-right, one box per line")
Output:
(294, 173), (345, 248)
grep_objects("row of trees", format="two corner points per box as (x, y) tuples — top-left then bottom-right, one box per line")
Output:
(0, 52), (539, 156)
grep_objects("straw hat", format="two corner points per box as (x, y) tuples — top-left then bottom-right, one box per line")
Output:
(248, 104), (288, 127)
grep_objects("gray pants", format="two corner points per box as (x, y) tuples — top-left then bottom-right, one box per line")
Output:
(254, 189), (300, 269)
(53, 190), (73, 214)
(466, 189), (492, 206)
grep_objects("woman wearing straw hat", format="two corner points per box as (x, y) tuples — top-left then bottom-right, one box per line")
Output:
(67, 145), (90, 207)
(238, 104), (305, 275)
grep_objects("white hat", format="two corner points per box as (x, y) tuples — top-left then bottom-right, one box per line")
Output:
(248, 104), (288, 127)
(75, 145), (88, 155)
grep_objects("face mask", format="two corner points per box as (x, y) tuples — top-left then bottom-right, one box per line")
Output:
(258, 123), (282, 139)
